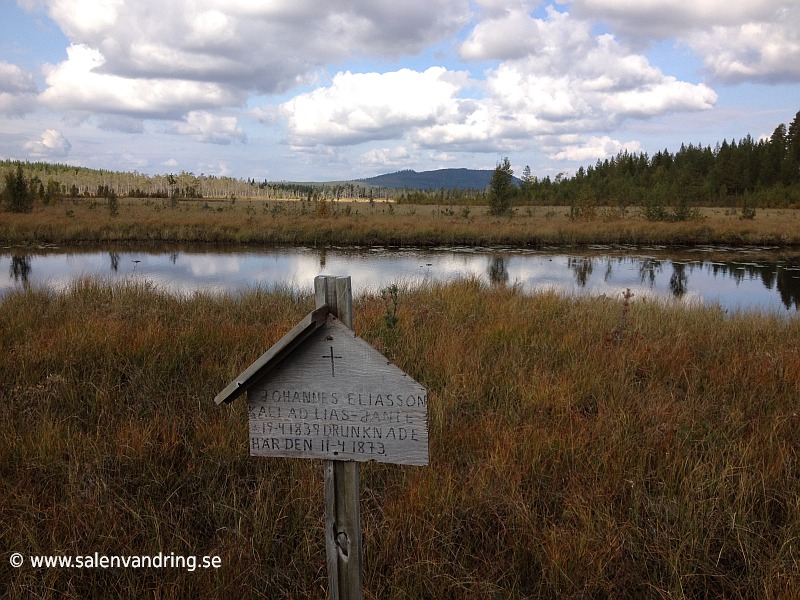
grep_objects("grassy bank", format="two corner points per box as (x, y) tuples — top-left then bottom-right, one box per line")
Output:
(1, 280), (798, 598)
(2, 197), (800, 247)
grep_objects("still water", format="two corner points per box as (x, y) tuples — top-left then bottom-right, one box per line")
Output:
(2, 244), (800, 314)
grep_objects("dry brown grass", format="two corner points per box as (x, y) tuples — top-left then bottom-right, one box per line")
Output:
(2, 197), (800, 247)
(1, 279), (798, 598)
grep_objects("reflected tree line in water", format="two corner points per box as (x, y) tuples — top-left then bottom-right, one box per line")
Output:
(8, 251), (141, 284)
(630, 257), (800, 308)
(486, 253), (800, 310)
(4, 250), (800, 311)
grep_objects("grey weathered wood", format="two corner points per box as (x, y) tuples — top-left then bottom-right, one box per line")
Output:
(335, 277), (353, 329)
(215, 274), (429, 600)
(317, 276), (362, 600)
(246, 316), (429, 465)
(214, 304), (328, 405)
(326, 459), (361, 600)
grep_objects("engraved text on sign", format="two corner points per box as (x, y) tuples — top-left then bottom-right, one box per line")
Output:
(247, 317), (429, 466)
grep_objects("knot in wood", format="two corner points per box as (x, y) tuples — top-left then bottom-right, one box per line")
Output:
(335, 530), (350, 557)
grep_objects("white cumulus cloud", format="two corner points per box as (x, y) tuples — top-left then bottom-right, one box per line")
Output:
(360, 146), (413, 169)
(172, 111), (246, 144)
(422, 7), (717, 148)
(39, 0), (470, 97)
(275, 7), (717, 159)
(11, 0), (794, 178)
(40, 44), (241, 118)
(568, 0), (800, 83)
(547, 135), (642, 161)
(23, 129), (72, 159)
(685, 19), (800, 83)
(281, 67), (469, 147)
(0, 62), (38, 116)
(567, 0), (782, 35)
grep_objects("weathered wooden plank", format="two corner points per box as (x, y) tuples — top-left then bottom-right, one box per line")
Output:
(334, 276), (353, 329)
(214, 304), (328, 405)
(246, 316), (429, 466)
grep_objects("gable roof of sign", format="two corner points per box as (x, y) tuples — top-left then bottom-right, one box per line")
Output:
(214, 304), (329, 405)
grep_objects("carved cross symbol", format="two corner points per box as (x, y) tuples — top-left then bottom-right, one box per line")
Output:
(323, 346), (342, 377)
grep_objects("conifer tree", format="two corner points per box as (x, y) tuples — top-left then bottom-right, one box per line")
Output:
(3, 164), (33, 213)
(488, 157), (514, 216)
(785, 111), (800, 183)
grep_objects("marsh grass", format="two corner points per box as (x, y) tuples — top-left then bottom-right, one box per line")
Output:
(1, 279), (798, 598)
(2, 197), (800, 247)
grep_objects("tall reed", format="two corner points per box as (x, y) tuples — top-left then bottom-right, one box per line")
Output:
(1, 279), (797, 598)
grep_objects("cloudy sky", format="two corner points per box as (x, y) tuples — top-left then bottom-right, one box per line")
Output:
(1, 0), (799, 182)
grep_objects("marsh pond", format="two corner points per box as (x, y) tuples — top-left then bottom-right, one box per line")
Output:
(3, 244), (799, 314)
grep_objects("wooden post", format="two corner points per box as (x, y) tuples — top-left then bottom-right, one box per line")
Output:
(217, 275), (427, 596)
(315, 275), (364, 600)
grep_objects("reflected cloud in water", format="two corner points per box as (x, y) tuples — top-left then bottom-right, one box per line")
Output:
(1, 246), (799, 314)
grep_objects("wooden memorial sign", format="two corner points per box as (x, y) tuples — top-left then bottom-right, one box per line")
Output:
(215, 275), (429, 600)
(247, 315), (428, 465)
(214, 296), (428, 467)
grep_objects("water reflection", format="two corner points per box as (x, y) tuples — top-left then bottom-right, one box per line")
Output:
(568, 256), (593, 287)
(1, 245), (799, 314)
(603, 260), (613, 283)
(669, 263), (688, 298)
(638, 258), (661, 287)
(488, 256), (509, 286)
(10, 254), (31, 287)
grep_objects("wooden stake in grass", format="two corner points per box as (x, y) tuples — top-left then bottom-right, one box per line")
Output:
(317, 276), (363, 600)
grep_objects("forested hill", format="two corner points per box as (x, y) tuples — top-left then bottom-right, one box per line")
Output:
(358, 168), (521, 190)
(2, 110), (798, 206)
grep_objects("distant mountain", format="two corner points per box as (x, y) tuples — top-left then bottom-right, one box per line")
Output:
(357, 168), (520, 190)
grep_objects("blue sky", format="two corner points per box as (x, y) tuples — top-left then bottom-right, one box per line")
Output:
(1, 0), (799, 182)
